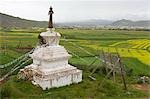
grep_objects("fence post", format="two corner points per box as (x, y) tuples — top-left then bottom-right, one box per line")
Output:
(118, 54), (127, 90)
(109, 53), (116, 83)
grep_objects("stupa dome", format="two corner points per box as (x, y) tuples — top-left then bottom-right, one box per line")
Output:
(40, 29), (61, 46)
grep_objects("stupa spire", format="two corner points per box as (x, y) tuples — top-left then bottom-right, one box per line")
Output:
(48, 6), (54, 28)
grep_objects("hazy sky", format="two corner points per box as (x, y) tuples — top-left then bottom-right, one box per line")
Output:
(0, 0), (149, 22)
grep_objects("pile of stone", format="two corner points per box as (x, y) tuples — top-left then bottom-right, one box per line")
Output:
(137, 76), (150, 84)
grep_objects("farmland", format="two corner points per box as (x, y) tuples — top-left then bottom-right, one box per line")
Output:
(0, 29), (150, 98)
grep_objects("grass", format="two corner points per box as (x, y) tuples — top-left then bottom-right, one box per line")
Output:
(0, 50), (23, 64)
(122, 57), (150, 76)
(0, 28), (150, 98)
(0, 74), (148, 99)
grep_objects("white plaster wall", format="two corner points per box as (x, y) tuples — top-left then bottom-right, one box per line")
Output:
(30, 45), (70, 62)
(40, 59), (68, 69)
(33, 70), (82, 90)
(40, 80), (50, 90)
(40, 31), (61, 46)
(52, 75), (72, 87)
(73, 71), (82, 83)
(33, 76), (50, 90)
(33, 59), (40, 65)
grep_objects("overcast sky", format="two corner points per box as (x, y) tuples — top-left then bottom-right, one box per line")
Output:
(0, 0), (149, 22)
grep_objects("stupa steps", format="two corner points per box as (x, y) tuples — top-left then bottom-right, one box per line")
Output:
(33, 65), (78, 75)
(34, 68), (81, 80)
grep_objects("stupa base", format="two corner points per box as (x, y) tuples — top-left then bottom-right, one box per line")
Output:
(32, 65), (82, 90)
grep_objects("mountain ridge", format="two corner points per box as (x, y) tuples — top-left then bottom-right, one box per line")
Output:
(0, 13), (48, 28)
(0, 13), (149, 28)
(111, 19), (150, 27)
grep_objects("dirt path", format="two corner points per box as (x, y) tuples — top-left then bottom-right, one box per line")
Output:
(131, 84), (150, 91)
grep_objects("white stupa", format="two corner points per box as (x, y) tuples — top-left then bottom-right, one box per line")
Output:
(19, 7), (82, 90)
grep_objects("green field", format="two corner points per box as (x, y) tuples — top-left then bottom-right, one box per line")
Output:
(0, 29), (150, 98)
